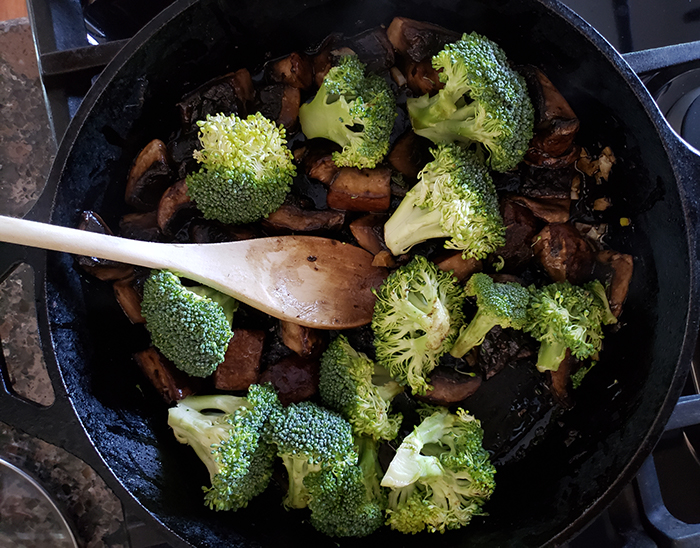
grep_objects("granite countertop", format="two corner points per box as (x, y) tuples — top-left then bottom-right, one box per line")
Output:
(0, 17), (129, 548)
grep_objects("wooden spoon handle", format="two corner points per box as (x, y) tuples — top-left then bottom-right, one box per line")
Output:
(0, 215), (188, 271)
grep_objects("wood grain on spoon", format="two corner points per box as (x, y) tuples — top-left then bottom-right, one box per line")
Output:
(0, 216), (388, 329)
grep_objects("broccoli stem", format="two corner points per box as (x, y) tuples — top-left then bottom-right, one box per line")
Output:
(449, 309), (498, 358)
(299, 95), (355, 148)
(383, 193), (448, 255)
(536, 340), (568, 372)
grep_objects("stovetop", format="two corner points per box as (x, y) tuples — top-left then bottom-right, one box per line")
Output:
(10, 0), (700, 546)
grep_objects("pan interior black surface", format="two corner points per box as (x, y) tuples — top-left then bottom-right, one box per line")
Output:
(43, 0), (694, 546)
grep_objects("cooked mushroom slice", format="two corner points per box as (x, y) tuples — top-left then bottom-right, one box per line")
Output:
(521, 66), (580, 166)
(213, 329), (265, 391)
(404, 58), (444, 97)
(299, 141), (342, 185)
(511, 195), (571, 224)
(133, 347), (201, 404)
(125, 139), (173, 211)
(596, 249), (634, 318)
(415, 367), (482, 406)
(176, 68), (255, 130)
(386, 17), (460, 63)
(119, 211), (162, 242)
(188, 219), (259, 244)
(349, 213), (389, 255)
(372, 250), (396, 268)
(327, 167), (392, 212)
(156, 179), (199, 238)
(75, 211), (134, 280)
(279, 320), (327, 358)
(262, 203), (346, 233)
(278, 85), (301, 131)
(533, 223), (596, 284)
(113, 274), (145, 324)
(546, 351), (575, 409)
(257, 84), (301, 131)
(432, 251), (482, 282)
(387, 131), (432, 181)
(339, 26), (395, 74)
(493, 198), (539, 271)
(268, 52), (314, 89)
(476, 326), (535, 380)
(520, 164), (576, 199)
(259, 354), (320, 406)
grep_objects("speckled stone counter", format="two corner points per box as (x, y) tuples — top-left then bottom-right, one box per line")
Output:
(0, 17), (129, 548)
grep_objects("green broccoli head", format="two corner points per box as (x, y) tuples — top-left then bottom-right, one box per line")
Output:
(381, 406), (496, 534)
(319, 334), (404, 441)
(372, 255), (465, 395)
(299, 55), (397, 169)
(450, 273), (531, 358)
(141, 270), (236, 377)
(525, 280), (617, 373)
(267, 399), (357, 509)
(407, 32), (534, 172)
(166, 384), (281, 512)
(305, 436), (386, 538)
(383, 143), (505, 258)
(185, 111), (296, 225)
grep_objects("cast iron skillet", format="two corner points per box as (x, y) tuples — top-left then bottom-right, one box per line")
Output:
(2, 0), (700, 546)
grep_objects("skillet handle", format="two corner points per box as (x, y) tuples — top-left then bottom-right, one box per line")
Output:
(0, 242), (105, 469)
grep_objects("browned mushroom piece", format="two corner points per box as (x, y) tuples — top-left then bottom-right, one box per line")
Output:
(349, 214), (389, 255)
(475, 326), (535, 380)
(510, 195), (572, 224)
(74, 211), (134, 280)
(386, 17), (461, 63)
(125, 139), (174, 212)
(521, 66), (580, 167)
(262, 202), (345, 234)
(188, 219), (260, 244)
(339, 26), (395, 74)
(596, 249), (634, 318)
(327, 166), (392, 212)
(268, 52), (314, 90)
(533, 223), (596, 284)
(297, 140), (342, 185)
(546, 351), (575, 409)
(119, 211), (162, 242)
(372, 250), (396, 268)
(259, 354), (320, 406)
(133, 347), (201, 404)
(414, 367), (482, 406)
(404, 58), (444, 97)
(386, 131), (433, 181)
(432, 251), (482, 282)
(176, 68), (255, 130)
(520, 164), (576, 200)
(213, 329), (266, 391)
(312, 45), (334, 89)
(278, 320), (327, 358)
(279, 85), (301, 131)
(494, 198), (540, 271)
(156, 179), (199, 238)
(113, 274), (145, 324)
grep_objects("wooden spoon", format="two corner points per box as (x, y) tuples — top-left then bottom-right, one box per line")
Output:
(0, 216), (388, 329)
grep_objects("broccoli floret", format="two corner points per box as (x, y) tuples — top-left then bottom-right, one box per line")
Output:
(298, 55), (396, 169)
(372, 255), (465, 395)
(450, 273), (531, 358)
(381, 406), (496, 534)
(407, 32), (534, 172)
(185, 111), (296, 225)
(525, 280), (618, 373)
(305, 436), (386, 538)
(319, 334), (404, 441)
(267, 400), (357, 509)
(167, 384), (280, 511)
(383, 143), (505, 258)
(141, 270), (237, 377)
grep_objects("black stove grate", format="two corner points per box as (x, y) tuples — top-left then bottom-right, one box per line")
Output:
(22, 0), (700, 546)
